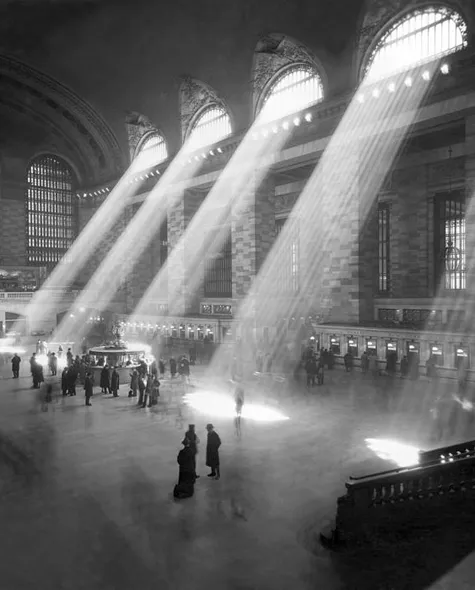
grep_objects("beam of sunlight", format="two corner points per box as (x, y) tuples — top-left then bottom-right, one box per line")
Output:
(183, 390), (290, 422)
(52, 143), (204, 345)
(20, 154), (155, 338)
(131, 115), (294, 322)
(209, 62), (438, 377)
(365, 437), (421, 468)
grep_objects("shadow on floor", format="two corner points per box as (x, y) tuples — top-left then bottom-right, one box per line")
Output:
(325, 514), (475, 590)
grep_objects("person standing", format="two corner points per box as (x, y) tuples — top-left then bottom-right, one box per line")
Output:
(142, 374), (153, 408)
(110, 367), (120, 397)
(183, 424), (200, 478)
(129, 369), (138, 398)
(150, 376), (160, 406)
(170, 357), (177, 378)
(49, 352), (58, 376)
(11, 353), (21, 378)
(100, 364), (111, 394)
(137, 374), (146, 406)
(84, 372), (93, 406)
(174, 439), (196, 499)
(158, 358), (165, 377)
(205, 424), (221, 480)
(61, 367), (68, 396)
(66, 348), (73, 367)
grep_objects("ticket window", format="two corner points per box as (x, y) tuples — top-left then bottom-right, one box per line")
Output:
(309, 335), (320, 352)
(386, 341), (398, 359)
(171, 326), (178, 338)
(207, 328), (214, 342)
(330, 337), (341, 355)
(455, 345), (470, 370)
(366, 339), (377, 355)
(197, 326), (204, 341)
(180, 325), (186, 339)
(347, 338), (358, 357)
(430, 344), (444, 366)
(188, 327), (195, 340)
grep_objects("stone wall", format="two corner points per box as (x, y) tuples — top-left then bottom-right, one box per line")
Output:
(0, 155), (27, 266)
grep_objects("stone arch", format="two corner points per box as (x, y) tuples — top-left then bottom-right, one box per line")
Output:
(356, 1), (472, 82)
(0, 53), (124, 186)
(251, 33), (327, 119)
(179, 76), (233, 143)
(124, 111), (167, 163)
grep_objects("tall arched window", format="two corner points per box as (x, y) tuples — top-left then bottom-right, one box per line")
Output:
(27, 155), (77, 266)
(187, 105), (232, 151)
(135, 132), (168, 169)
(365, 6), (468, 82)
(258, 66), (324, 124)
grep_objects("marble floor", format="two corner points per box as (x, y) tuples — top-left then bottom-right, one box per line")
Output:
(0, 359), (473, 590)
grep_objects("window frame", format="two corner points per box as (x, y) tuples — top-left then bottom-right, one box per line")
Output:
(363, 6), (468, 82)
(186, 104), (232, 151)
(275, 217), (300, 294)
(135, 132), (168, 169)
(257, 64), (324, 124)
(434, 191), (466, 291)
(203, 226), (232, 298)
(377, 203), (390, 293)
(26, 154), (77, 267)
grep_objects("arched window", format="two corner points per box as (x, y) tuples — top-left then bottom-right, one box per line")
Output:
(258, 66), (324, 124)
(27, 155), (77, 266)
(365, 6), (468, 82)
(135, 133), (167, 169)
(187, 105), (232, 150)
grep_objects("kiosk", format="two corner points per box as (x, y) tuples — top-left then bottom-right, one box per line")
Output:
(88, 344), (153, 385)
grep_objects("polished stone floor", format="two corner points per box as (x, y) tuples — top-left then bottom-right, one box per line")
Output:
(0, 356), (473, 590)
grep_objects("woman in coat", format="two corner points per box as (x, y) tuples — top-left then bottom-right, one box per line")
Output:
(174, 439), (196, 499)
(183, 424), (200, 477)
(129, 369), (138, 397)
(205, 424), (221, 480)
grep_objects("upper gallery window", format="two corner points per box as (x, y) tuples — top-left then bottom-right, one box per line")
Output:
(187, 106), (232, 151)
(135, 133), (168, 169)
(27, 155), (77, 266)
(259, 66), (324, 124)
(365, 7), (468, 81)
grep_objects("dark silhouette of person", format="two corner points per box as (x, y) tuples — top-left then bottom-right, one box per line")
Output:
(110, 367), (120, 397)
(183, 424), (200, 478)
(11, 353), (21, 378)
(174, 439), (196, 499)
(84, 372), (93, 406)
(206, 424), (221, 480)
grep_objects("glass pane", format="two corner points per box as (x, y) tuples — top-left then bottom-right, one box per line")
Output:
(366, 7), (467, 81)
(188, 106), (232, 151)
(135, 133), (168, 170)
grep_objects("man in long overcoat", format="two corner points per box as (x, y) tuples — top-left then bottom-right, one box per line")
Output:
(84, 372), (93, 406)
(206, 423), (221, 480)
(174, 439), (195, 499)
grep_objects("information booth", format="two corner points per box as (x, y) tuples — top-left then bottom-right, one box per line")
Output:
(88, 345), (153, 385)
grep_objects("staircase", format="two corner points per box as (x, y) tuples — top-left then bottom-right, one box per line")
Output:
(321, 439), (475, 547)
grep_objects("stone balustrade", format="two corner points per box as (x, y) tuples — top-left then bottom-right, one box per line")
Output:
(323, 441), (475, 545)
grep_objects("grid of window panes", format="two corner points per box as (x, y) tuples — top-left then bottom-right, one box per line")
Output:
(275, 218), (299, 293)
(27, 155), (76, 265)
(435, 195), (466, 290)
(136, 133), (167, 170)
(378, 204), (390, 292)
(365, 7), (467, 81)
(259, 67), (323, 124)
(204, 228), (232, 297)
(188, 106), (232, 151)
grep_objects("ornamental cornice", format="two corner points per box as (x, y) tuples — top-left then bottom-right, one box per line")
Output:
(0, 53), (124, 183)
(125, 111), (160, 162)
(252, 34), (326, 117)
(179, 76), (229, 142)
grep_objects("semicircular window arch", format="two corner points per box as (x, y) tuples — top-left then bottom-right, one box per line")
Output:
(365, 6), (468, 82)
(135, 133), (168, 169)
(258, 65), (324, 124)
(27, 154), (77, 267)
(187, 105), (232, 151)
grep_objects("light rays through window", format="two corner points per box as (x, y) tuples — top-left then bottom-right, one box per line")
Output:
(187, 106), (232, 151)
(259, 66), (323, 124)
(136, 133), (168, 170)
(365, 7), (467, 82)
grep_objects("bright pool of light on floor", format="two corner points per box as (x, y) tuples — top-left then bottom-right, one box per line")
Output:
(183, 391), (290, 422)
(365, 438), (420, 468)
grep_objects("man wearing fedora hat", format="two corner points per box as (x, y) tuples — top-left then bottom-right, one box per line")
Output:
(205, 424), (221, 480)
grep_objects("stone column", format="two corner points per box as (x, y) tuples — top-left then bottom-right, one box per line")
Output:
(464, 114), (475, 320)
(167, 189), (203, 317)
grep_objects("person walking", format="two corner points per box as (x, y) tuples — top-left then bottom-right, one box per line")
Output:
(183, 424), (200, 478)
(11, 353), (21, 378)
(110, 367), (120, 397)
(84, 372), (93, 406)
(150, 376), (160, 406)
(205, 424), (221, 480)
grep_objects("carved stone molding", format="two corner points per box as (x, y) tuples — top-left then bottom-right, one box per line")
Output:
(356, 0), (472, 81)
(179, 76), (229, 142)
(0, 53), (124, 184)
(125, 111), (159, 162)
(252, 34), (325, 117)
